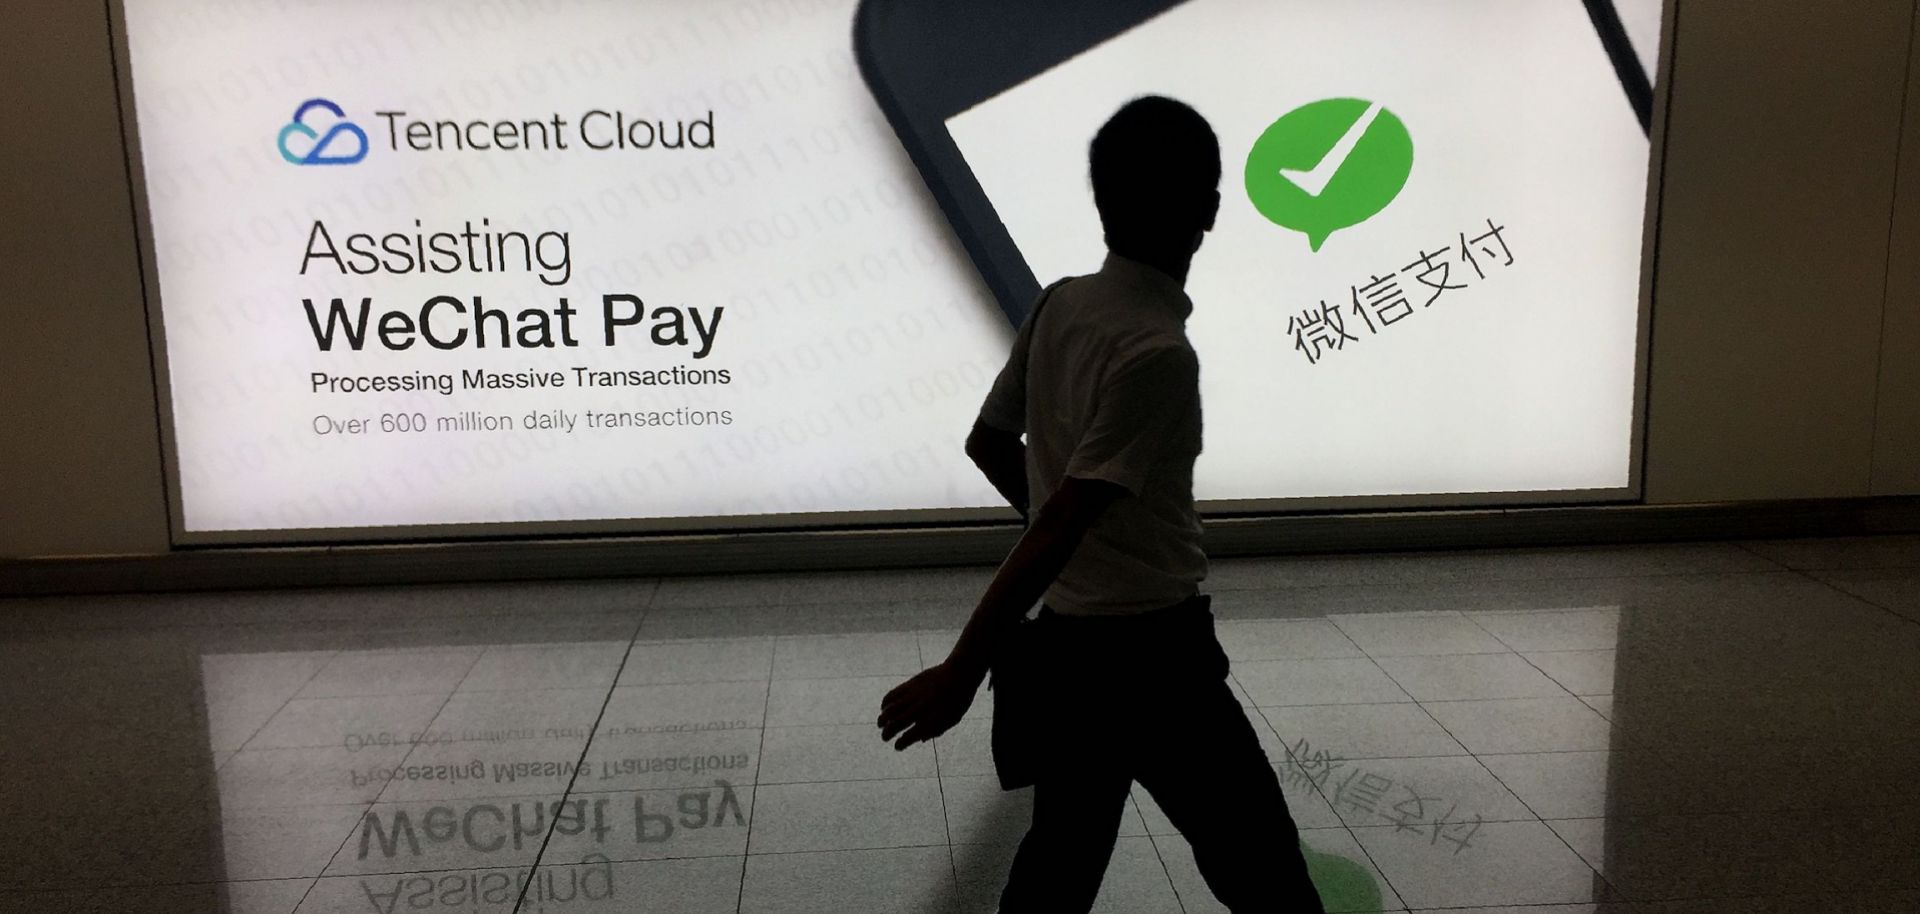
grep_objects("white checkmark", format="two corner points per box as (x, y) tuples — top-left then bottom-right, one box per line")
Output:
(1278, 102), (1384, 198)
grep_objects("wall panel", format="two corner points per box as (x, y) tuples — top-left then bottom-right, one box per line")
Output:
(0, 1), (170, 557)
(1644, 0), (1913, 503)
(1871, 4), (1920, 495)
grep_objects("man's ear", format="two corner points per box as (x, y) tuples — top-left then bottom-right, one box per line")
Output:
(1202, 189), (1221, 232)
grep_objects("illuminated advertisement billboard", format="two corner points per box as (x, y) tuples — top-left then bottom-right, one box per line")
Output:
(115, 0), (1667, 542)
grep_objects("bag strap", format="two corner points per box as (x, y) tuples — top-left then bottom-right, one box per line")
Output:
(1030, 277), (1072, 326)
(1015, 277), (1073, 390)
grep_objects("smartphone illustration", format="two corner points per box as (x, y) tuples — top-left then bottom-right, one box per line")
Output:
(854, 0), (1661, 327)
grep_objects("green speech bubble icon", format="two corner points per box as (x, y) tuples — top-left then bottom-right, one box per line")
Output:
(1245, 98), (1414, 252)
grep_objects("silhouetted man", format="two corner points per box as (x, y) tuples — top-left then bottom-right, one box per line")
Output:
(878, 96), (1325, 912)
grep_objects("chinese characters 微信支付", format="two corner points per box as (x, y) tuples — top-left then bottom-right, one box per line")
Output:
(1285, 218), (1514, 366)
(1284, 737), (1485, 854)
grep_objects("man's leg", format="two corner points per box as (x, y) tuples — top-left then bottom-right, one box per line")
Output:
(1137, 680), (1326, 913)
(998, 770), (1134, 914)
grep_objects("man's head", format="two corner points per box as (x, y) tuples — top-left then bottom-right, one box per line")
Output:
(1089, 96), (1222, 259)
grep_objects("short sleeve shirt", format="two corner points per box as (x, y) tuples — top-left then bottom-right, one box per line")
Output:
(977, 254), (1207, 616)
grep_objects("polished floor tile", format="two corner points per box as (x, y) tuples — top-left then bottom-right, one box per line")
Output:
(651, 568), (982, 612)
(758, 723), (936, 784)
(245, 693), (447, 751)
(747, 778), (946, 854)
(372, 739), (585, 802)
(1078, 837), (1185, 914)
(1131, 764), (1344, 831)
(1332, 611), (1515, 657)
(951, 835), (1182, 914)
(212, 805), (368, 880)
(578, 726), (763, 792)
(297, 649), (480, 698)
(1322, 754), (1537, 829)
(942, 775), (1149, 847)
(1257, 702), (1469, 760)
(1581, 811), (1843, 898)
(208, 693), (309, 753)
(1523, 649), (1618, 696)
(1420, 696), (1613, 754)
(1468, 607), (1622, 652)
(1812, 567), (1920, 623)
(1477, 751), (1618, 820)
(1374, 652), (1572, 701)
(1156, 826), (1408, 913)
(929, 718), (995, 777)
(202, 652), (332, 704)
(771, 632), (922, 680)
(535, 855), (745, 914)
(601, 680), (768, 731)
(1740, 534), (1920, 570)
(217, 745), (412, 808)
(541, 784), (755, 863)
(0, 879), (313, 914)
(1351, 818), (1605, 908)
(6, 536), (1920, 911)
(299, 871), (516, 913)
(1215, 619), (1367, 661)
(1544, 817), (1608, 871)
(426, 687), (609, 742)
(1205, 543), (1774, 591)
(1641, 738), (1920, 815)
(742, 846), (956, 914)
(1235, 657), (1413, 706)
(321, 793), (574, 876)
(764, 674), (900, 727)
(619, 639), (774, 686)
(456, 642), (629, 692)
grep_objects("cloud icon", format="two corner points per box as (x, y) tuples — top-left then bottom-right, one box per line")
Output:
(278, 99), (369, 165)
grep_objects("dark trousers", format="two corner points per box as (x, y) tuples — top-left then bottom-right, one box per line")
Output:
(996, 599), (1325, 914)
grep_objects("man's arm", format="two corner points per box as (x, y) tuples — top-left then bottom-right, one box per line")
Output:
(965, 420), (1029, 518)
(878, 346), (1197, 750)
(877, 475), (1122, 750)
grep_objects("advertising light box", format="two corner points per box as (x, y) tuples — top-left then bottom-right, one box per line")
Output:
(115, 0), (1668, 542)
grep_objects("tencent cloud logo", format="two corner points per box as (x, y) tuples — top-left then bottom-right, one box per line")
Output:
(278, 99), (369, 165)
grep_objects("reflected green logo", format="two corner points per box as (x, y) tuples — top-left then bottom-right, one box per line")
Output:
(1301, 841), (1385, 911)
(1245, 98), (1414, 251)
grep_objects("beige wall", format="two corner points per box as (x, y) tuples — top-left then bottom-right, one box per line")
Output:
(1873, 4), (1920, 496)
(0, 2), (170, 557)
(1642, 0), (1917, 502)
(3, 0), (1918, 558)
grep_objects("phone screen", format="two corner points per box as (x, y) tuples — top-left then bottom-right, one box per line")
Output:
(944, 0), (1662, 501)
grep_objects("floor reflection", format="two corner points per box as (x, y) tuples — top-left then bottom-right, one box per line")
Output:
(2, 538), (1919, 912)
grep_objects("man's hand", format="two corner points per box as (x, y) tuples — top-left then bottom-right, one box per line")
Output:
(877, 661), (984, 751)
(875, 477), (1124, 753)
